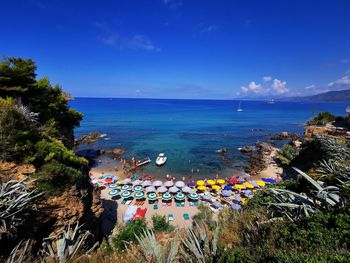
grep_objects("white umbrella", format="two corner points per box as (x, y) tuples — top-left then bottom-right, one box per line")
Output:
(132, 179), (143, 186)
(123, 178), (131, 184)
(164, 181), (174, 187)
(142, 180), (152, 187)
(145, 186), (156, 193)
(157, 186), (168, 193)
(181, 186), (192, 193)
(169, 186), (180, 193)
(152, 180), (163, 187)
(175, 181), (185, 188)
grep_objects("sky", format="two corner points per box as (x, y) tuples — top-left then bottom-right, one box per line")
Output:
(1, 0), (350, 99)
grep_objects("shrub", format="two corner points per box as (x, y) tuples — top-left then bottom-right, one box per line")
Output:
(111, 219), (148, 251)
(192, 203), (216, 230)
(151, 214), (175, 232)
(308, 111), (337, 126)
(276, 144), (298, 165)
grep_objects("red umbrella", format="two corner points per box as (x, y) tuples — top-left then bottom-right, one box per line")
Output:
(105, 178), (113, 183)
(229, 178), (239, 184)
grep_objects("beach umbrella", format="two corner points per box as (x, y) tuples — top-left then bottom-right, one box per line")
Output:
(145, 186), (156, 193)
(175, 192), (186, 201)
(251, 181), (260, 188)
(229, 178), (239, 184)
(133, 185), (143, 192)
(132, 179), (143, 186)
(175, 181), (185, 188)
(147, 192), (158, 201)
(244, 183), (254, 189)
(104, 174), (114, 178)
(142, 180), (152, 187)
(188, 193), (199, 200)
(121, 190), (132, 199)
(164, 181), (174, 187)
(121, 185), (131, 191)
(123, 178), (132, 184)
(211, 185), (221, 191)
(223, 185), (233, 191)
(188, 182), (196, 188)
(234, 184), (245, 190)
(109, 184), (118, 189)
(263, 178), (276, 184)
(238, 178), (245, 182)
(243, 190), (252, 196)
(211, 202), (222, 209)
(109, 189), (120, 197)
(234, 196), (242, 202)
(162, 193), (172, 201)
(169, 186), (180, 193)
(231, 204), (242, 210)
(157, 186), (168, 193)
(134, 191), (145, 200)
(197, 186), (206, 191)
(256, 180), (266, 187)
(196, 180), (205, 186)
(153, 180), (163, 187)
(202, 195), (211, 202)
(207, 179), (216, 185)
(217, 179), (225, 185)
(117, 179), (124, 185)
(221, 190), (232, 197)
(112, 176), (119, 181)
(105, 178), (113, 183)
(182, 186), (192, 193)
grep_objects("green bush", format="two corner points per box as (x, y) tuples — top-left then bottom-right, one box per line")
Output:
(277, 144), (298, 165)
(308, 112), (337, 126)
(111, 219), (148, 251)
(151, 214), (175, 232)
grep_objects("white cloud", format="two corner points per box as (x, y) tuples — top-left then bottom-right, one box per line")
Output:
(262, 76), (272, 82)
(328, 74), (350, 90)
(305, 84), (315, 90)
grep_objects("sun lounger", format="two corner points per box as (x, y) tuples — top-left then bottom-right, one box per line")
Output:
(183, 213), (190, 220)
(194, 201), (198, 206)
(167, 202), (171, 207)
(125, 200), (132, 205)
(121, 199), (126, 205)
(181, 202), (185, 207)
(168, 214), (174, 221)
(176, 202), (181, 207)
(153, 204), (158, 210)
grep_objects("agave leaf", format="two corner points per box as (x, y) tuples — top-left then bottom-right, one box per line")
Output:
(293, 167), (323, 191)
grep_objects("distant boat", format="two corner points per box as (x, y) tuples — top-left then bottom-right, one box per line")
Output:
(156, 153), (167, 166)
(267, 99), (275, 104)
(237, 101), (244, 112)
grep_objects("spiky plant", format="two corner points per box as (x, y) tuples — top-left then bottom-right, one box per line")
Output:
(127, 228), (179, 263)
(15, 101), (39, 124)
(0, 179), (43, 235)
(38, 222), (97, 263)
(179, 222), (220, 263)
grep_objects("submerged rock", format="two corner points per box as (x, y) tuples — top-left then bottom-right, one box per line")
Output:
(75, 131), (103, 145)
(111, 148), (126, 155)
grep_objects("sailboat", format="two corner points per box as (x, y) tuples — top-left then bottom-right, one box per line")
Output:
(237, 101), (244, 112)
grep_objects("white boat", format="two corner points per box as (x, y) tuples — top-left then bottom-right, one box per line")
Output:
(267, 99), (275, 104)
(237, 101), (244, 112)
(156, 153), (167, 166)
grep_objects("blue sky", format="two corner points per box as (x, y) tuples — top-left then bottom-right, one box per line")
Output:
(1, 0), (350, 99)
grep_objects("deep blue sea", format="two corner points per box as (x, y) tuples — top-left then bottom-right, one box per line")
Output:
(70, 98), (349, 179)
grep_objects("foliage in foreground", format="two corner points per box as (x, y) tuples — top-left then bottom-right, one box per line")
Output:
(151, 214), (175, 233)
(276, 144), (299, 165)
(307, 111), (337, 126)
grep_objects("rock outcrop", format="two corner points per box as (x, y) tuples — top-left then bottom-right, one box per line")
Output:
(75, 132), (103, 145)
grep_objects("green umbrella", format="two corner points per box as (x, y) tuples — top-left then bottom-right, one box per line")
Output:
(121, 185), (131, 191)
(134, 191), (145, 199)
(134, 185), (143, 192)
(162, 193), (172, 201)
(109, 184), (118, 189)
(147, 192), (158, 201)
(109, 189), (120, 197)
(175, 192), (186, 201)
(188, 193), (199, 200)
(121, 190), (132, 199)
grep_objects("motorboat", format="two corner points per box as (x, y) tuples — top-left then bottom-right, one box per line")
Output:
(267, 99), (275, 104)
(237, 101), (244, 112)
(156, 153), (167, 166)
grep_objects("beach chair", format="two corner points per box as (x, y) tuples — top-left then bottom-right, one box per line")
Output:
(168, 214), (174, 221)
(194, 201), (199, 206)
(153, 204), (158, 210)
(121, 199), (126, 205)
(181, 202), (185, 207)
(125, 200), (132, 205)
(183, 213), (190, 220)
(176, 202), (181, 207)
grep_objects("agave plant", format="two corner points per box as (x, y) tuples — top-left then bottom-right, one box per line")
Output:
(179, 222), (220, 263)
(0, 179), (43, 234)
(15, 103), (39, 124)
(38, 222), (97, 263)
(128, 228), (179, 263)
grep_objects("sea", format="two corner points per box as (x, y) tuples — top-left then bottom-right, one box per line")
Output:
(70, 98), (349, 179)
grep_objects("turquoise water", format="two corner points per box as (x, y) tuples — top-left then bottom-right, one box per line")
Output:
(70, 98), (349, 178)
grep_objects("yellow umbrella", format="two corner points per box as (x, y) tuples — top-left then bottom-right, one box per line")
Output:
(241, 198), (248, 205)
(217, 179), (225, 185)
(244, 183), (254, 189)
(207, 179), (216, 185)
(211, 185), (221, 190)
(255, 180), (266, 187)
(197, 185), (206, 191)
(196, 180), (205, 186)
(234, 184), (245, 190)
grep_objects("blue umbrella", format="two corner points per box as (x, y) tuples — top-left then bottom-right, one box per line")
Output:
(251, 181), (260, 188)
(238, 178), (245, 182)
(221, 190), (232, 197)
(223, 185), (233, 191)
(262, 178), (276, 184)
(188, 182), (196, 188)
(231, 204), (241, 210)
(234, 196), (242, 202)
(243, 190), (252, 196)
(211, 202), (222, 209)
(202, 195), (211, 202)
